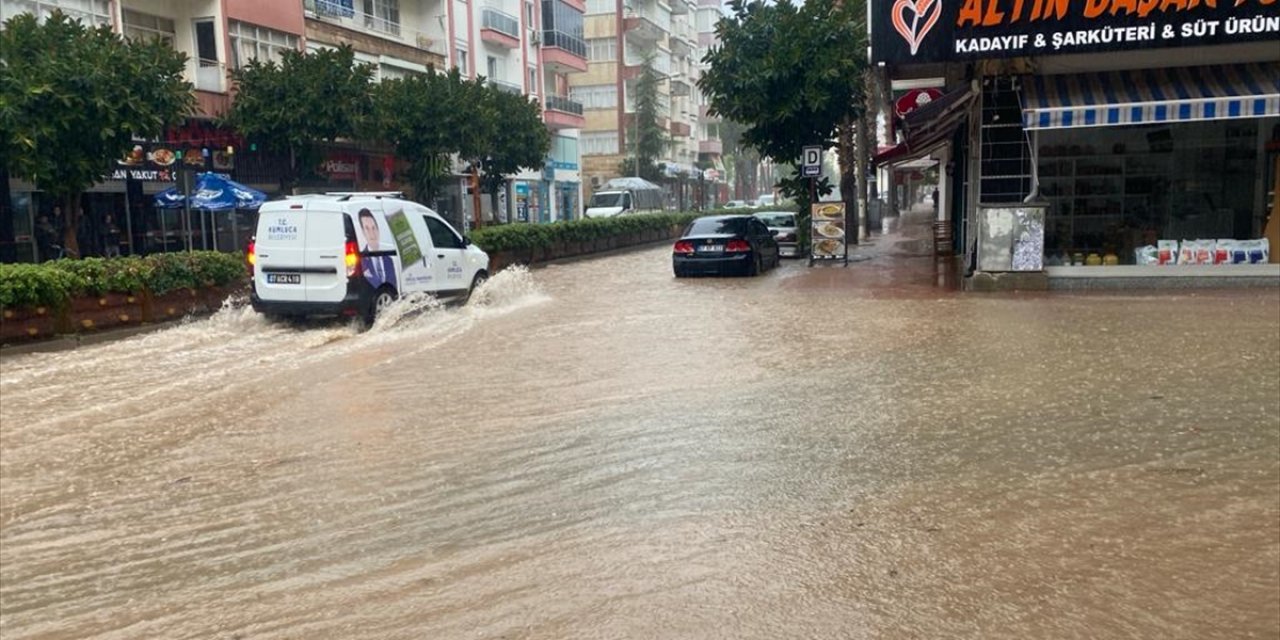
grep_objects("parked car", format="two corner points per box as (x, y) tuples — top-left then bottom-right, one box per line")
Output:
(753, 211), (800, 258)
(754, 194), (776, 207)
(249, 192), (489, 325)
(723, 200), (748, 209)
(672, 215), (780, 278)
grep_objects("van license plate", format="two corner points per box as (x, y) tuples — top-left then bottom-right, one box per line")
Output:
(267, 273), (301, 284)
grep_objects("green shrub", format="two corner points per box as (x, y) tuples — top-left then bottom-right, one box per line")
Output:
(0, 263), (86, 310)
(144, 251), (247, 295)
(469, 212), (699, 255)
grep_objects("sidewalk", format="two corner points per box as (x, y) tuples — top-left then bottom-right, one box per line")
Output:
(783, 204), (961, 297)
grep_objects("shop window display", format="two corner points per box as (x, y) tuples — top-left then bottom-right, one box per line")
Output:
(1039, 118), (1277, 265)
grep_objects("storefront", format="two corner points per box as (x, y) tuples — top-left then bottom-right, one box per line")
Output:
(4, 122), (284, 262)
(870, 0), (1280, 280)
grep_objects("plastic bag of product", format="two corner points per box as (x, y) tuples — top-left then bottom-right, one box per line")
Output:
(1194, 239), (1214, 266)
(1179, 240), (1197, 265)
(1135, 245), (1158, 266)
(1231, 240), (1249, 264)
(1158, 240), (1179, 265)
(1240, 238), (1271, 264)
(1215, 240), (1234, 265)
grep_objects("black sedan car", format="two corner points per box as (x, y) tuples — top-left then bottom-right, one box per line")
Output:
(673, 215), (780, 277)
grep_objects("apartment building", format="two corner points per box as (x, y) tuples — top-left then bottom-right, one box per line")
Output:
(694, 0), (724, 204)
(2, 0), (308, 259)
(571, 0), (707, 206)
(303, 0), (587, 224)
(2, 0), (586, 261)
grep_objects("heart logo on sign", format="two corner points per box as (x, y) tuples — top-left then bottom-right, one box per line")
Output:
(891, 0), (941, 56)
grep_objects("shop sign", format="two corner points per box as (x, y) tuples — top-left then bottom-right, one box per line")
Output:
(810, 202), (849, 266)
(322, 154), (360, 180)
(895, 88), (944, 117)
(871, 0), (1280, 64)
(109, 143), (178, 182)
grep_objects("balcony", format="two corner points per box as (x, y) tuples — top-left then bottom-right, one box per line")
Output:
(481, 8), (521, 48)
(669, 75), (691, 97)
(669, 34), (692, 58)
(670, 121), (691, 138)
(670, 0), (688, 14)
(489, 78), (524, 94)
(545, 95), (586, 129)
(542, 30), (588, 73)
(623, 13), (664, 44)
(699, 139), (722, 155)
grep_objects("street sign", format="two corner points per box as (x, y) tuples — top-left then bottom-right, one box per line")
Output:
(802, 146), (822, 177)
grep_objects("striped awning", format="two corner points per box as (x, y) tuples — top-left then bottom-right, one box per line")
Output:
(1021, 63), (1279, 131)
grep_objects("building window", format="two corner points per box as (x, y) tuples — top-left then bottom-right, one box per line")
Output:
(581, 132), (619, 156)
(362, 0), (400, 36)
(570, 84), (617, 109)
(541, 0), (585, 57)
(552, 135), (579, 166)
(122, 9), (176, 46)
(529, 67), (538, 95)
(457, 48), (469, 74)
(229, 21), (300, 69)
(1, 0), (111, 26)
(585, 0), (613, 14)
(526, 1), (535, 26)
(587, 38), (616, 62)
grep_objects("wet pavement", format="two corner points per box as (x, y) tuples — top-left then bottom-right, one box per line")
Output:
(1, 212), (1278, 639)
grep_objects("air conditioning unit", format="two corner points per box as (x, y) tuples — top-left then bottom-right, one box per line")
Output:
(530, 31), (541, 45)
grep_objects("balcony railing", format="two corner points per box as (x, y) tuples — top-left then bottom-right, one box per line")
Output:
(489, 78), (524, 94)
(195, 58), (225, 93)
(546, 95), (584, 115)
(305, 0), (423, 41)
(542, 30), (586, 57)
(482, 8), (521, 39)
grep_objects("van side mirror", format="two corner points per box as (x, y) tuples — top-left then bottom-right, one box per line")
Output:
(463, 236), (472, 247)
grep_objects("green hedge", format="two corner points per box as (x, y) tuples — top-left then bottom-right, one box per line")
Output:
(0, 251), (248, 310)
(469, 212), (702, 253)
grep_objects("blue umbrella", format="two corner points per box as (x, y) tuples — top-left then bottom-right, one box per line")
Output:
(152, 173), (268, 252)
(152, 172), (267, 210)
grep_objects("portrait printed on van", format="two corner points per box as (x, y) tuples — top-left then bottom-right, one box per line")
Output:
(358, 208), (397, 289)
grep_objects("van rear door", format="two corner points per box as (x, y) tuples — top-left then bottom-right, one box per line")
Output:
(253, 202), (309, 303)
(302, 204), (351, 304)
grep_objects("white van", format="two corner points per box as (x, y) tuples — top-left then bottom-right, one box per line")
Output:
(249, 193), (489, 323)
(583, 177), (665, 218)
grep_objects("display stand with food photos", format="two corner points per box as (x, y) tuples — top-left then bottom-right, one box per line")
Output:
(809, 202), (848, 266)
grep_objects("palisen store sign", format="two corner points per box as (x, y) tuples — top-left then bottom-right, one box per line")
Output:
(872, 0), (1279, 63)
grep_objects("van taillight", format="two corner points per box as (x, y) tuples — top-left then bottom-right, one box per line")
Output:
(345, 241), (361, 278)
(246, 241), (256, 272)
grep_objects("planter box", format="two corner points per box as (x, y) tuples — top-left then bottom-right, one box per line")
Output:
(67, 293), (145, 333)
(0, 306), (60, 343)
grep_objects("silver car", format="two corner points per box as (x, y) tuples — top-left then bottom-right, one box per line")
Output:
(754, 211), (800, 258)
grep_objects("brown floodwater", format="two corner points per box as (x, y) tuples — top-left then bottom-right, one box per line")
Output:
(2, 246), (1278, 639)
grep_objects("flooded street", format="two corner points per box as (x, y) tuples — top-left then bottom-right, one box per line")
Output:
(2, 245), (1278, 639)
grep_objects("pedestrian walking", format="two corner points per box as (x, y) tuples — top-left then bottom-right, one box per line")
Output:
(103, 213), (122, 257)
(931, 188), (939, 212)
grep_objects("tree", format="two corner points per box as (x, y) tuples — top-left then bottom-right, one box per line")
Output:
(699, 0), (868, 236)
(374, 69), (478, 206)
(223, 45), (375, 192)
(1, 11), (194, 257)
(619, 57), (668, 182)
(476, 87), (551, 215)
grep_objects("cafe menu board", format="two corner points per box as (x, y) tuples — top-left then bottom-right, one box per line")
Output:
(110, 143), (235, 182)
(810, 202), (848, 265)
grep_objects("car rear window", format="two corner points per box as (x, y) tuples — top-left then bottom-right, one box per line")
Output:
(756, 213), (795, 227)
(686, 218), (745, 236)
